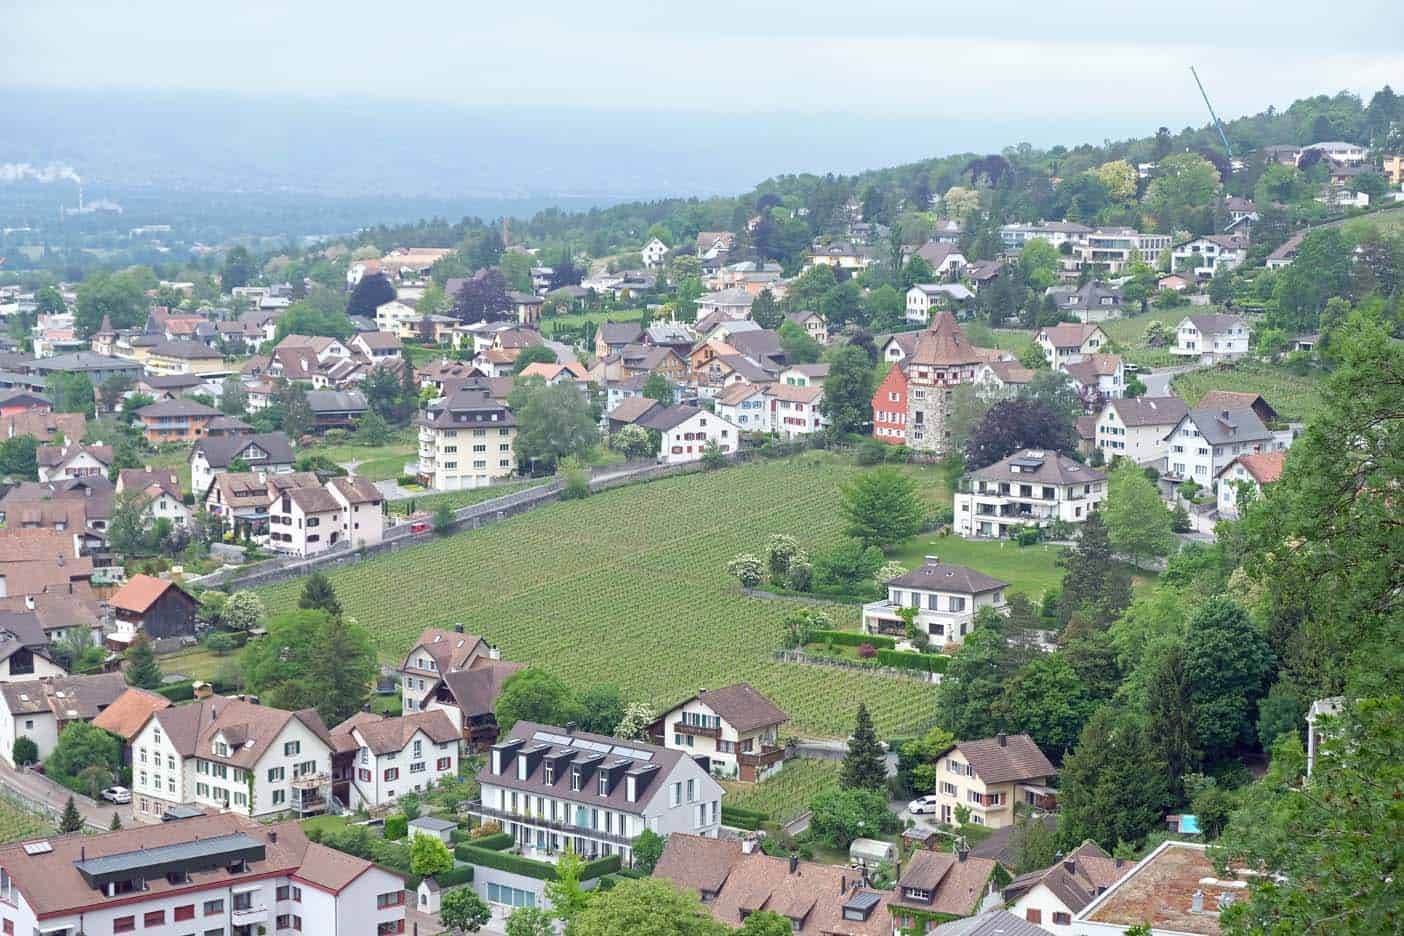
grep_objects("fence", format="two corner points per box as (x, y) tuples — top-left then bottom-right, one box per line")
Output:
(771, 649), (939, 684)
(8, 768), (105, 831)
(189, 444), (832, 592)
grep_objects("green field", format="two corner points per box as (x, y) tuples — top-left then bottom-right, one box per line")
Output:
(0, 797), (55, 844)
(310, 434), (418, 481)
(888, 534), (1066, 600)
(258, 455), (949, 738)
(1172, 360), (1325, 422)
(145, 449), (194, 496)
(386, 481), (535, 516)
(543, 307), (646, 331)
(721, 758), (840, 825)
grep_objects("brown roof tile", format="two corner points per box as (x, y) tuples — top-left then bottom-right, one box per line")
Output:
(90, 687), (172, 740)
(331, 709), (460, 756)
(680, 683), (789, 733)
(892, 850), (997, 917)
(944, 733), (1055, 785)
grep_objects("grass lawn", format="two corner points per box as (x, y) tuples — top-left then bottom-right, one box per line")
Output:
(159, 646), (237, 683)
(542, 307), (646, 331)
(145, 449), (193, 496)
(721, 758), (840, 826)
(311, 434), (419, 481)
(387, 482), (534, 517)
(300, 814), (351, 838)
(888, 533), (1066, 601)
(1172, 360), (1325, 422)
(992, 310), (1188, 371)
(256, 455), (942, 739)
(0, 797), (54, 843)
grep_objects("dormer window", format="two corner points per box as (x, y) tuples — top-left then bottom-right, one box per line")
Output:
(517, 757), (528, 781)
(544, 763), (554, 784)
(214, 741), (229, 757)
(598, 774), (609, 796)
(570, 768), (581, 791)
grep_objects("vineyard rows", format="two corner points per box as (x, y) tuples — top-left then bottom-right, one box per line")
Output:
(721, 758), (840, 825)
(260, 457), (941, 738)
(0, 798), (53, 845)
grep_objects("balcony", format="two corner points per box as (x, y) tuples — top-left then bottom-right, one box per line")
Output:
(465, 801), (635, 848)
(738, 746), (785, 769)
(230, 905), (270, 927)
(673, 721), (721, 739)
(291, 771), (329, 790)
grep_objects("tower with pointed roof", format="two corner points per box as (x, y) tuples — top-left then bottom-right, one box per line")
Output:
(904, 312), (983, 455)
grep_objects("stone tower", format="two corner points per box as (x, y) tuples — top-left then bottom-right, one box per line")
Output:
(904, 312), (984, 456)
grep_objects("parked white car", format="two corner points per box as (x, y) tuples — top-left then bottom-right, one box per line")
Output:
(908, 795), (939, 815)
(101, 786), (131, 804)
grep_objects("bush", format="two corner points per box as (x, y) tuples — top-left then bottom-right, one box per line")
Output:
(12, 737), (37, 767)
(1015, 526), (1041, 546)
(856, 643), (877, 659)
(885, 445), (911, 464)
(434, 865), (474, 887)
(156, 682), (196, 702)
(812, 630), (896, 650)
(466, 831), (513, 852)
(855, 439), (888, 466)
(875, 649), (948, 673)
(384, 815), (408, 840)
(397, 474), (417, 486)
(455, 844), (619, 881)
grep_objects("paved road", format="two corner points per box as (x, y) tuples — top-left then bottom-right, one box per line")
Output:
(1140, 362), (1202, 398)
(0, 760), (134, 831)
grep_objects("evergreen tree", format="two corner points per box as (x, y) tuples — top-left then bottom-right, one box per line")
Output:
(1057, 708), (1169, 851)
(1183, 599), (1274, 765)
(110, 812), (123, 830)
(298, 572), (342, 619)
(1056, 513), (1132, 629)
(124, 638), (163, 689)
(1142, 642), (1199, 801)
(820, 344), (875, 437)
(59, 796), (84, 833)
(308, 613), (378, 725)
(840, 703), (887, 791)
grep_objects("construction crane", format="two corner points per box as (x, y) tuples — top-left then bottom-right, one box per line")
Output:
(1190, 66), (1234, 161)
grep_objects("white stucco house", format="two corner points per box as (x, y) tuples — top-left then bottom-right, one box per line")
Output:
(1172, 314), (1250, 364)
(651, 684), (790, 782)
(637, 405), (739, 465)
(861, 557), (1009, 649)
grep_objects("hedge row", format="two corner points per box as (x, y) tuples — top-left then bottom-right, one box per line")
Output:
(455, 844), (620, 882)
(812, 630), (896, 650)
(435, 865), (474, 887)
(721, 804), (769, 822)
(721, 810), (764, 830)
(155, 678), (239, 702)
(469, 831), (513, 852)
(875, 649), (949, 673)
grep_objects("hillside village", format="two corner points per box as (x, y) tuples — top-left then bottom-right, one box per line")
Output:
(0, 86), (1397, 936)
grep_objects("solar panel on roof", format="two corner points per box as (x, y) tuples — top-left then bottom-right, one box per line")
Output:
(22, 841), (52, 855)
(610, 746), (654, 761)
(533, 731), (574, 745)
(571, 739), (611, 753)
(844, 892), (881, 911)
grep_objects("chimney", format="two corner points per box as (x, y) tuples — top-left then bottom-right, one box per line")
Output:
(741, 834), (755, 855)
(957, 847), (969, 863)
(453, 623), (464, 633)
(487, 644), (501, 661)
(362, 703), (371, 713)
(1221, 410), (1230, 420)
(269, 830), (278, 844)
(997, 733), (1007, 747)
(1191, 889), (1205, 914)
(565, 722), (576, 735)
(840, 875), (846, 893)
(24, 595), (35, 610)
(1063, 859), (1076, 875)
(698, 688), (707, 696)
(1115, 857), (1125, 869)
(788, 854), (799, 875)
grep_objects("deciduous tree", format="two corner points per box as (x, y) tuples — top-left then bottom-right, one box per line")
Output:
(965, 398), (1075, 469)
(573, 877), (725, 936)
(837, 467), (922, 550)
(1103, 461), (1175, 569)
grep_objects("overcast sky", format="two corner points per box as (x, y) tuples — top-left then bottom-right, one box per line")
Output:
(6, 1), (1402, 121)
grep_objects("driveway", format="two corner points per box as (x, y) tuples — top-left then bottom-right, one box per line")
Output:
(1140, 362), (1202, 398)
(0, 760), (134, 831)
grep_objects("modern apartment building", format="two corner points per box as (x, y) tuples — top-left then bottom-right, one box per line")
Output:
(415, 383), (517, 491)
(953, 450), (1107, 539)
(1077, 228), (1173, 275)
(0, 813), (406, 936)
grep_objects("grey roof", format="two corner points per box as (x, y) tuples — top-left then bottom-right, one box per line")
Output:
(646, 322), (695, 345)
(600, 321), (645, 345)
(479, 720), (685, 813)
(638, 404), (705, 432)
(304, 390), (369, 414)
(75, 832), (263, 886)
(913, 283), (974, 301)
(715, 354), (775, 384)
(419, 384), (516, 430)
(1105, 396), (1188, 428)
(1184, 313), (1245, 335)
(407, 816), (457, 832)
(0, 672), (127, 718)
(727, 329), (784, 363)
(1173, 408), (1273, 445)
(191, 432), (295, 469)
(968, 449), (1106, 486)
(885, 559), (1007, 595)
(140, 374), (206, 390)
(151, 340), (222, 360)
(931, 910), (1052, 936)
(137, 399), (221, 419)
(29, 352), (141, 374)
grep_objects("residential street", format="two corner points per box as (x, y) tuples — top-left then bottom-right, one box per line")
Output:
(0, 760), (134, 831)
(1140, 362), (1203, 397)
